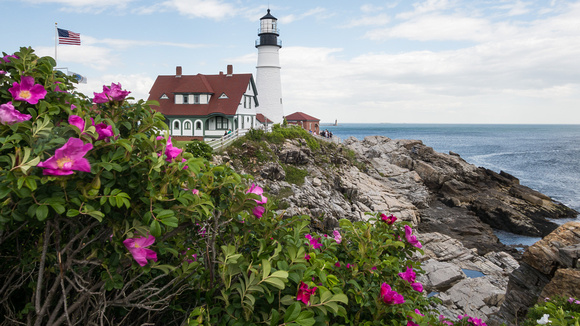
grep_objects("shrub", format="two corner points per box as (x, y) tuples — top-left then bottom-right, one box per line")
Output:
(184, 139), (213, 160)
(245, 128), (265, 141)
(3, 46), (513, 326)
(523, 296), (580, 326)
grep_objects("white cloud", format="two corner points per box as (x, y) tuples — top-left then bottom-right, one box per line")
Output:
(22, 0), (134, 12)
(493, 0), (533, 16)
(74, 73), (155, 102)
(35, 45), (119, 71)
(156, 0), (236, 20)
(344, 14), (390, 28)
(279, 7), (327, 24)
(365, 14), (491, 42)
(277, 0), (580, 125)
(396, 0), (456, 19)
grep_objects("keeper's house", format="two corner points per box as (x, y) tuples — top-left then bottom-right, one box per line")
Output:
(285, 112), (320, 134)
(148, 65), (259, 141)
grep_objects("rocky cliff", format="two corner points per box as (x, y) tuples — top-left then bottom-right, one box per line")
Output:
(216, 134), (578, 322)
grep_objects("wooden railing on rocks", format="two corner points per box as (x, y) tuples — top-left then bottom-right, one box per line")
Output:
(206, 129), (248, 152)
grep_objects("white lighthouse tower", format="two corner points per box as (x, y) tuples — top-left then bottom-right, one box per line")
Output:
(255, 9), (284, 124)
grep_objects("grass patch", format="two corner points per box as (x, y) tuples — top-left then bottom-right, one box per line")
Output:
(282, 164), (308, 186)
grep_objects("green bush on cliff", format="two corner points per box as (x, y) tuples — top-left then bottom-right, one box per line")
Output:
(523, 296), (580, 326)
(184, 139), (213, 160)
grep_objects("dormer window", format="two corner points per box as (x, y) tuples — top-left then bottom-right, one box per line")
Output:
(160, 93), (169, 100)
(219, 92), (228, 99)
(194, 94), (200, 104)
(183, 95), (189, 104)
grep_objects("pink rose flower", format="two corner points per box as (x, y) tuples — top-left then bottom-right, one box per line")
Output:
(305, 234), (323, 250)
(0, 101), (32, 125)
(333, 230), (342, 244)
(93, 82), (131, 103)
(398, 267), (416, 283)
(123, 235), (158, 266)
(380, 283), (404, 304)
(37, 138), (93, 176)
(95, 122), (114, 141)
(246, 183), (267, 204)
(404, 225), (422, 248)
(381, 213), (397, 225)
(252, 206), (265, 218)
(9, 76), (47, 105)
(68, 115), (85, 132)
(296, 281), (317, 305)
(1, 54), (18, 63)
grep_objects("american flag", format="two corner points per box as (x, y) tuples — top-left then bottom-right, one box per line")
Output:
(57, 28), (81, 45)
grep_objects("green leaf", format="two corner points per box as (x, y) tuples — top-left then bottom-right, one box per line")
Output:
(270, 270), (288, 279)
(269, 309), (280, 326)
(284, 302), (301, 323)
(152, 264), (175, 274)
(0, 185), (11, 199)
(330, 293), (348, 304)
(280, 295), (294, 306)
(150, 220), (161, 237)
(157, 209), (174, 219)
(49, 202), (66, 215)
(324, 302), (338, 314)
(262, 259), (271, 280)
(36, 205), (49, 221)
(87, 210), (104, 222)
(263, 277), (285, 290)
(320, 289), (332, 303)
(295, 311), (315, 326)
(160, 216), (178, 228)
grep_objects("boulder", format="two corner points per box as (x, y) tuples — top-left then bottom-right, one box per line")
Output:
(438, 277), (505, 320)
(492, 222), (580, 325)
(539, 268), (580, 300)
(418, 259), (464, 291)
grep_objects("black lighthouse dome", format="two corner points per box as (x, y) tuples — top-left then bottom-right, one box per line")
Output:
(256, 9), (282, 48)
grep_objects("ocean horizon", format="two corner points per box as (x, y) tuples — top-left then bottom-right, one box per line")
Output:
(323, 123), (580, 246)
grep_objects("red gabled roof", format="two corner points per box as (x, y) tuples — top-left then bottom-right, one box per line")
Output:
(285, 112), (319, 122)
(256, 113), (273, 123)
(148, 72), (253, 116)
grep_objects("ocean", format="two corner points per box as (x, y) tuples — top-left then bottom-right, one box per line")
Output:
(323, 124), (580, 246)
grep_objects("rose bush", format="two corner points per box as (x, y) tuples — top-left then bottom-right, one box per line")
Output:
(4, 47), (542, 326)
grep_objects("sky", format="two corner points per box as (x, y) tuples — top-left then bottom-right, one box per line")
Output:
(2, 0), (580, 124)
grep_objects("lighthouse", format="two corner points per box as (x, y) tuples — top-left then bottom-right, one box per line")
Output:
(255, 9), (284, 124)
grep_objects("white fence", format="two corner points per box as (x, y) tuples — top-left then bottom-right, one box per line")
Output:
(205, 125), (338, 152)
(206, 129), (248, 151)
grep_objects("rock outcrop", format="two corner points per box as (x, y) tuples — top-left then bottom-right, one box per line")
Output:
(344, 136), (577, 239)
(219, 134), (578, 323)
(491, 221), (580, 325)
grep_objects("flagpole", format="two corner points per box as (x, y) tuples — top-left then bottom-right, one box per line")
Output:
(55, 23), (58, 66)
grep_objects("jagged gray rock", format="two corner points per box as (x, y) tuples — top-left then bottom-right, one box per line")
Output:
(491, 222), (580, 326)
